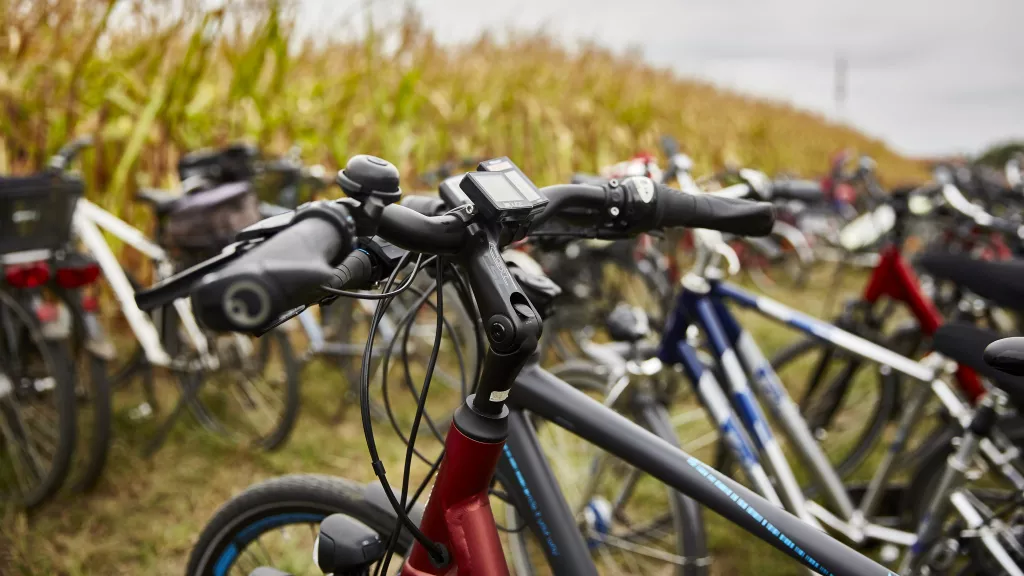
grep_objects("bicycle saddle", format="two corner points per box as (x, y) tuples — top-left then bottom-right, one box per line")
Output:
(984, 337), (1024, 377)
(934, 323), (1024, 410)
(135, 188), (181, 216)
(606, 303), (649, 343)
(916, 253), (1024, 313)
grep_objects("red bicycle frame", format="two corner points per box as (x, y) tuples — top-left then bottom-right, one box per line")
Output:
(403, 421), (509, 575)
(861, 244), (985, 401)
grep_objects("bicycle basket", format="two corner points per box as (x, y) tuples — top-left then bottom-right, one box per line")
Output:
(0, 173), (83, 258)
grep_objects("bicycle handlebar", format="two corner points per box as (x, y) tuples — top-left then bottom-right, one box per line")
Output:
(185, 174), (773, 334)
(48, 136), (94, 170)
(771, 179), (824, 203)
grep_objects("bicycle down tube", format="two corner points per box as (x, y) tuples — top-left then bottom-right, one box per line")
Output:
(675, 276), (822, 528)
(502, 362), (897, 576)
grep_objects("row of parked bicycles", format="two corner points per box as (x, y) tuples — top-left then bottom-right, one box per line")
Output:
(2, 135), (1024, 575)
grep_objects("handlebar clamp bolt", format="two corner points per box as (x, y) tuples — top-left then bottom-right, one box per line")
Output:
(609, 206), (620, 217)
(487, 315), (515, 348)
(490, 322), (506, 340)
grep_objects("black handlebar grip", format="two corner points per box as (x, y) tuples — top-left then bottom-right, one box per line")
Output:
(191, 202), (355, 334)
(326, 248), (375, 291)
(771, 179), (824, 203)
(655, 184), (775, 236)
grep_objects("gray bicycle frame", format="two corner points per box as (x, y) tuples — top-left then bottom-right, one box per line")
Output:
(495, 360), (896, 576)
(696, 278), (1024, 570)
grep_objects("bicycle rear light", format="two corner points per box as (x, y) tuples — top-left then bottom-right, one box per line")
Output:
(4, 260), (51, 288)
(55, 259), (102, 288)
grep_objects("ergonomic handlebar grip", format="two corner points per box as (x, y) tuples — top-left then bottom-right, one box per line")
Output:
(326, 248), (375, 291)
(655, 184), (775, 236)
(771, 179), (824, 203)
(191, 202), (355, 334)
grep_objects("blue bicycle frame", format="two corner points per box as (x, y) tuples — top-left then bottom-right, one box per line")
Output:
(658, 274), (945, 546)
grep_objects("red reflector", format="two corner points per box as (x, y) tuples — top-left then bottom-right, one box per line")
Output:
(4, 261), (51, 289)
(35, 301), (59, 323)
(834, 183), (857, 204)
(55, 262), (102, 288)
(82, 295), (99, 312)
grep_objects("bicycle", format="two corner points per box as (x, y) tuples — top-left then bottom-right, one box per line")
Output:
(667, 191), (1024, 572)
(0, 142), (88, 508)
(72, 145), (299, 453)
(143, 154), (898, 576)
(538, 167), (1024, 572)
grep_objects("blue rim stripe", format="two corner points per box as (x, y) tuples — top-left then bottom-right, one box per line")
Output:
(213, 512), (327, 576)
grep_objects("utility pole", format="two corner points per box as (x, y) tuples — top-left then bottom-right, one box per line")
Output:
(835, 53), (848, 120)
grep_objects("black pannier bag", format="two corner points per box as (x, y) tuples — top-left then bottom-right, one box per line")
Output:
(177, 143), (260, 187)
(0, 172), (83, 258)
(163, 180), (262, 262)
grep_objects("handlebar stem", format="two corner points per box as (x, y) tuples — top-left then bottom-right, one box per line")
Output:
(459, 223), (542, 417)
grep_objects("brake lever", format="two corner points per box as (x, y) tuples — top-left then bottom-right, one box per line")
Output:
(254, 304), (309, 337)
(134, 241), (254, 312)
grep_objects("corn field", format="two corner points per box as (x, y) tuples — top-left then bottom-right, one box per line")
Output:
(2, 0), (924, 220)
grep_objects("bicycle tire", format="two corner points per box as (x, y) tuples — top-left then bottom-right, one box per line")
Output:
(0, 288), (76, 508)
(186, 474), (413, 576)
(189, 328), (301, 451)
(507, 360), (709, 576)
(53, 286), (112, 493)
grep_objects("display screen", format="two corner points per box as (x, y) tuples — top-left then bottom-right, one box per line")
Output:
(475, 172), (523, 203)
(505, 170), (541, 201)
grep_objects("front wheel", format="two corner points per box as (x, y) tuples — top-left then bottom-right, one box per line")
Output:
(190, 329), (301, 451)
(185, 475), (412, 576)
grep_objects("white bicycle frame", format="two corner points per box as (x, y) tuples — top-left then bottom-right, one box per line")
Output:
(71, 198), (215, 370)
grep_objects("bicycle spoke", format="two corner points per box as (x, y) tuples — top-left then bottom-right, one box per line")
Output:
(0, 409), (37, 495)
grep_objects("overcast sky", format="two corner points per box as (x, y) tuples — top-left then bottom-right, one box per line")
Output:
(300, 0), (1023, 158)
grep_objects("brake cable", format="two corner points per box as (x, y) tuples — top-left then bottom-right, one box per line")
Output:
(380, 257), (448, 574)
(359, 256), (449, 567)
